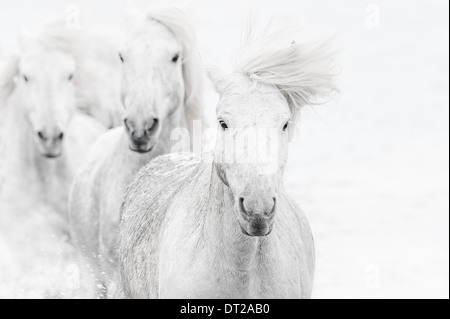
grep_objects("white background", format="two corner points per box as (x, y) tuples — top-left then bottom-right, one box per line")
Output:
(0, 0), (448, 299)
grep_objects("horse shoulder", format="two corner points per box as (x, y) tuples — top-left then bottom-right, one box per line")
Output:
(119, 153), (202, 298)
(69, 128), (123, 253)
(278, 191), (316, 296)
(70, 127), (124, 207)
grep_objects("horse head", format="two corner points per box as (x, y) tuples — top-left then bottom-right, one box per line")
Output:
(207, 29), (338, 237)
(17, 39), (77, 158)
(119, 9), (189, 153)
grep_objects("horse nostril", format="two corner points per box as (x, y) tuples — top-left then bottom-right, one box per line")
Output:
(147, 118), (159, 133)
(266, 198), (277, 217)
(239, 197), (277, 217)
(124, 118), (134, 135)
(239, 198), (247, 215)
(37, 131), (46, 141)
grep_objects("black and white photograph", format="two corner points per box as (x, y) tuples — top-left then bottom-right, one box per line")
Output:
(0, 0), (448, 302)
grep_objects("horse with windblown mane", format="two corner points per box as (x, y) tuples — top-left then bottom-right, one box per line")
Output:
(119, 27), (338, 299)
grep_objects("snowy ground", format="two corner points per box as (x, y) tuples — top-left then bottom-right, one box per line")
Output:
(0, 0), (448, 299)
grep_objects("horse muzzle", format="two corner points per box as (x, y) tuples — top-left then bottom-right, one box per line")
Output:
(240, 216), (274, 237)
(128, 138), (155, 153)
(238, 197), (276, 237)
(125, 118), (159, 153)
(35, 130), (64, 158)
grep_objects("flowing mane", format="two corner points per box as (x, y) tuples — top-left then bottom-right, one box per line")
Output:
(146, 4), (206, 135)
(0, 56), (20, 177)
(0, 56), (19, 107)
(0, 55), (20, 192)
(235, 27), (339, 139)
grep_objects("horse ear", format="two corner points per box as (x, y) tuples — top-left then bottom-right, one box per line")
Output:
(19, 26), (35, 50)
(205, 61), (231, 96)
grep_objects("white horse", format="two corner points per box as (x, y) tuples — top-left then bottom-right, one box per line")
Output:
(69, 5), (205, 298)
(0, 26), (107, 298)
(0, 24), (107, 216)
(118, 28), (338, 299)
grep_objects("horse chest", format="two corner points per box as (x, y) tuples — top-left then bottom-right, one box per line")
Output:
(159, 237), (303, 299)
(38, 162), (71, 212)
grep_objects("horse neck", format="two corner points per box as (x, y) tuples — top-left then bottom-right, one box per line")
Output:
(203, 165), (269, 271)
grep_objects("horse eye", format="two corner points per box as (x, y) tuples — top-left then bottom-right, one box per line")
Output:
(282, 122), (290, 132)
(68, 74), (74, 81)
(172, 54), (180, 63)
(23, 75), (29, 82)
(219, 119), (228, 131)
(119, 53), (124, 63)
